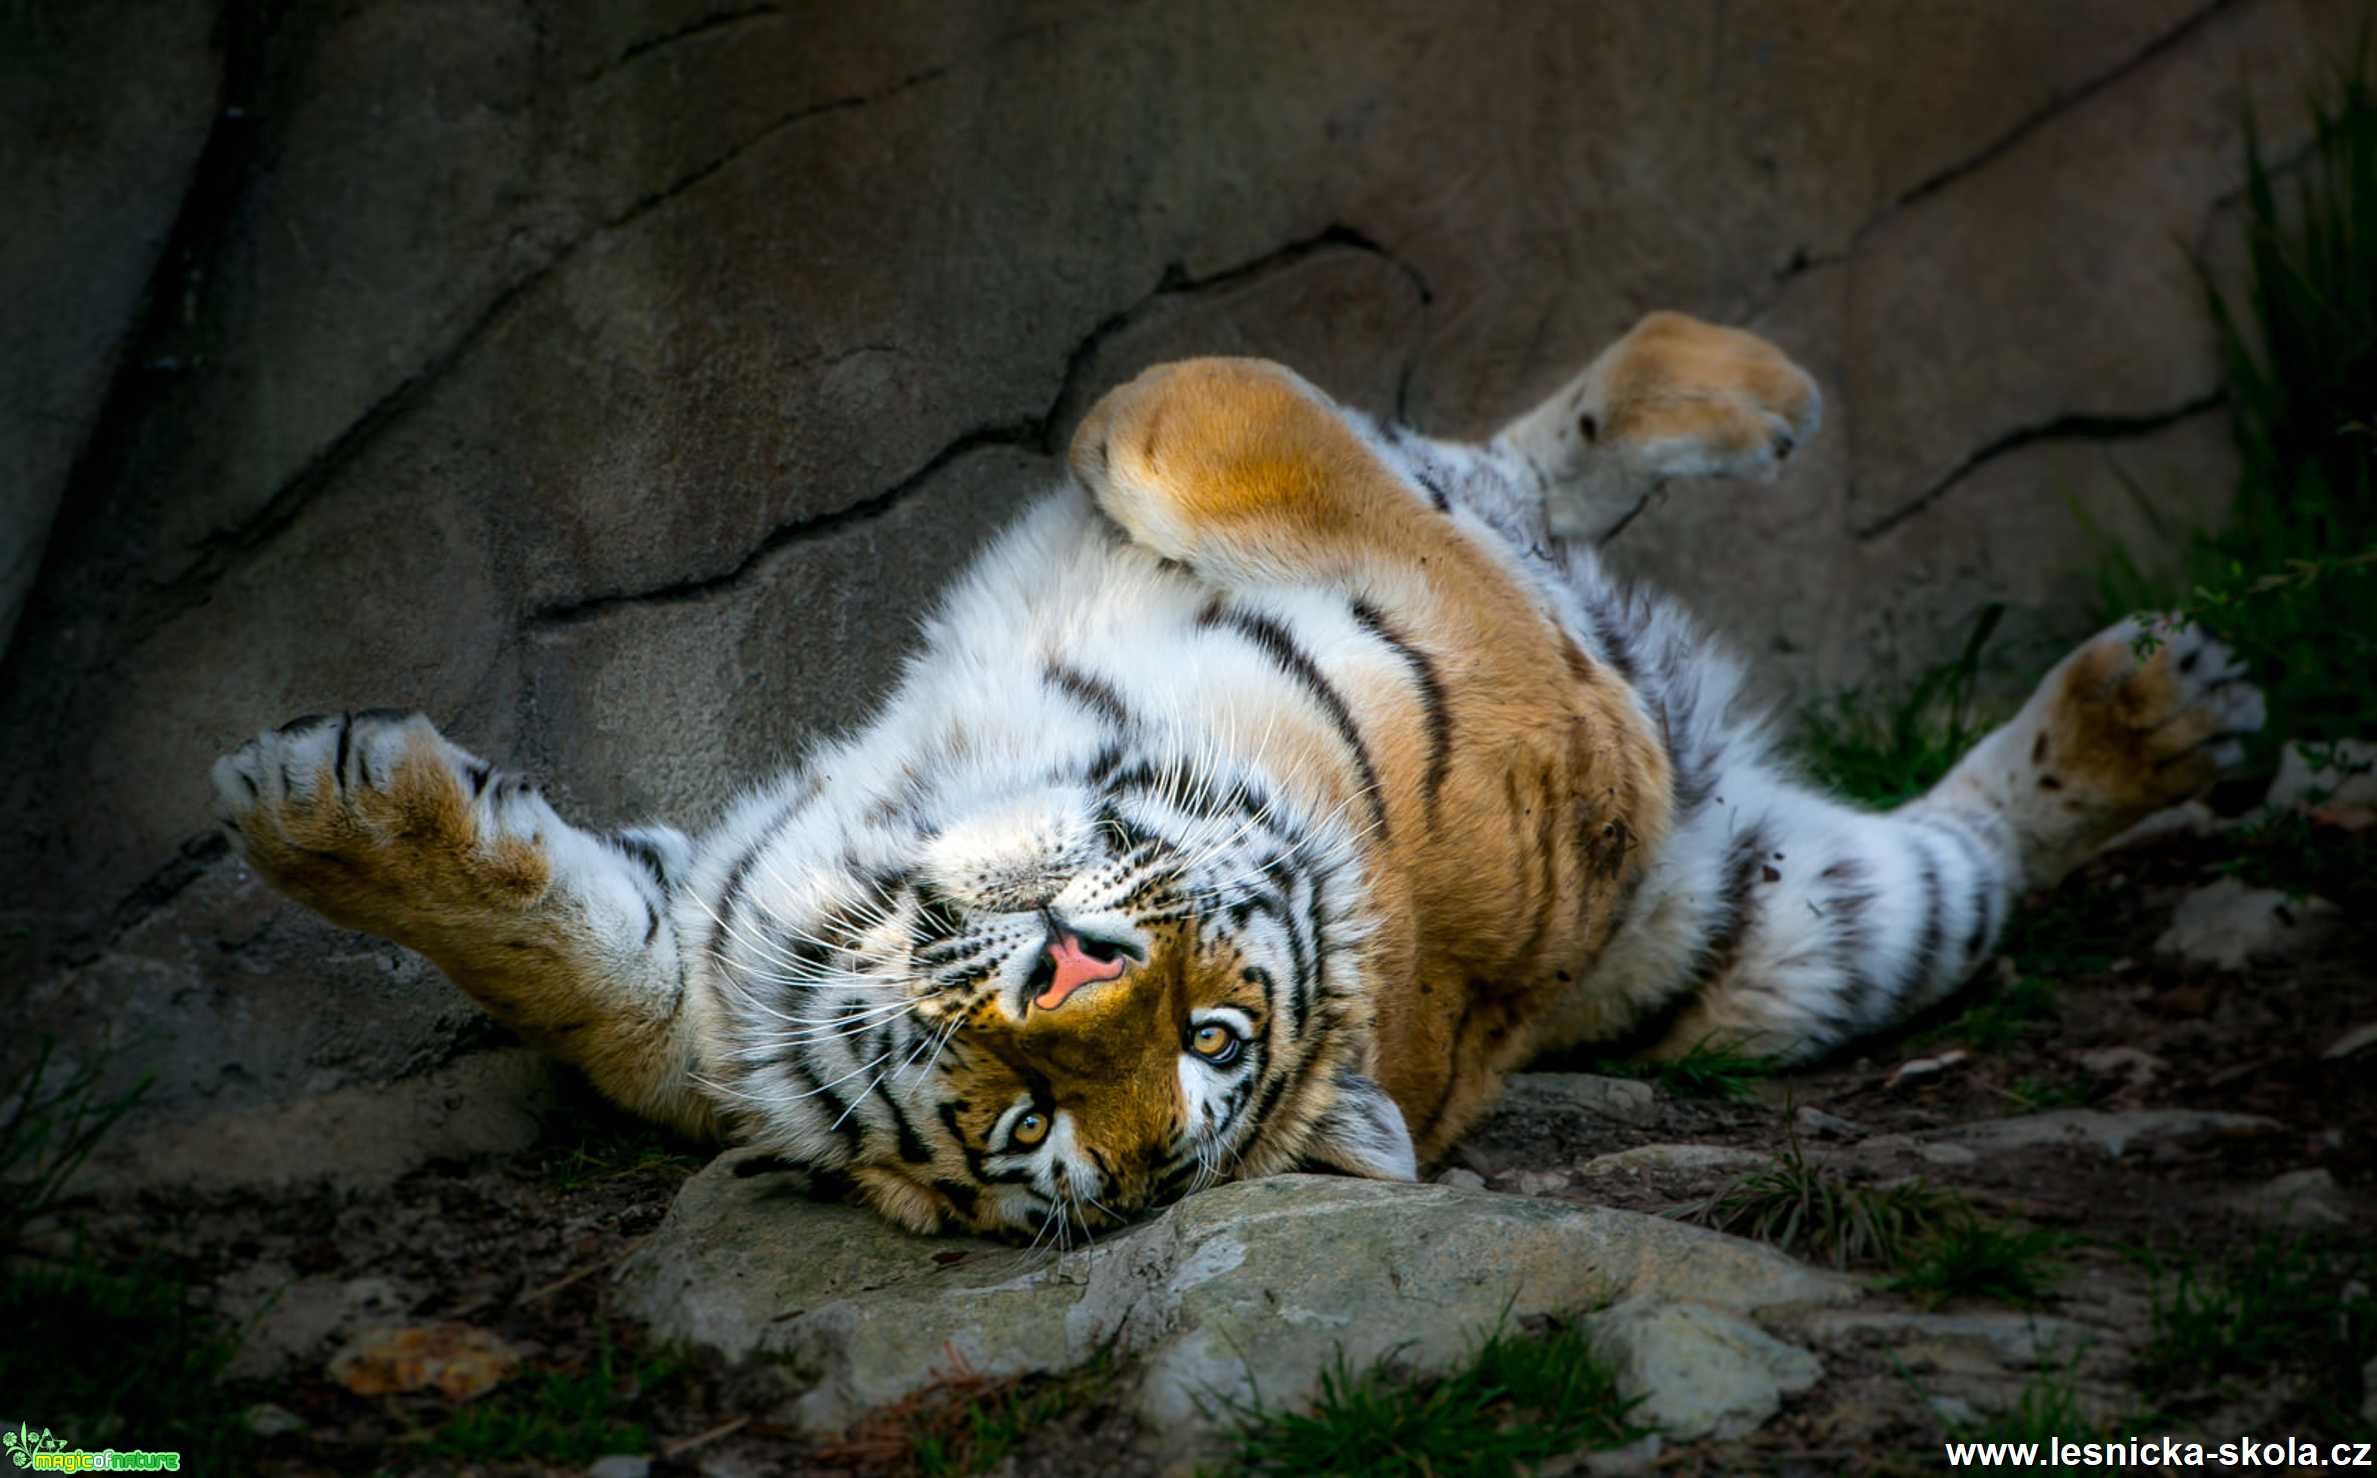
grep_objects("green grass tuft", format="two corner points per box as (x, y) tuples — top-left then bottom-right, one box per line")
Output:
(0, 1258), (250, 1468)
(1594, 1039), (1773, 1101)
(1222, 1320), (1643, 1476)
(909, 1357), (1115, 1477)
(541, 1120), (705, 1191)
(1, 1040), (149, 1246)
(2096, 57), (2377, 761)
(1946, 1360), (2114, 1474)
(1914, 973), (2061, 1052)
(426, 1325), (680, 1464)
(1888, 1218), (2070, 1308)
(2007, 1076), (2092, 1112)
(1690, 1129), (1955, 1270)
(2136, 1231), (2377, 1414)
(2206, 804), (2377, 908)
(1794, 605), (2006, 810)
(0, 1046), (243, 1466)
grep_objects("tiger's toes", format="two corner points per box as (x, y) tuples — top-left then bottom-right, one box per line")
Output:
(1594, 312), (1822, 484)
(211, 710), (552, 939)
(2032, 616), (2267, 819)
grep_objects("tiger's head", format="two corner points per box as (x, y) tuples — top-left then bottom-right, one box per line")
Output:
(705, 733), (1418, 1240)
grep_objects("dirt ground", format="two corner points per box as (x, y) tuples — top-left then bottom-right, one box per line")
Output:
(26, 821), (2377, 1476)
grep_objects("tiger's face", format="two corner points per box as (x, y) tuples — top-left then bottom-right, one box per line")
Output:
(712, 749), (1418, 1241)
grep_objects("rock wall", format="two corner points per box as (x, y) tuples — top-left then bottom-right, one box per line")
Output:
(1, 0), (2353, 1117)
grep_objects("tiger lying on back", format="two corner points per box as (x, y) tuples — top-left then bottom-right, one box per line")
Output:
(210, 312), (2263, 1239)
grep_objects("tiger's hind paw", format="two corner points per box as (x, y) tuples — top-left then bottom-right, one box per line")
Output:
(1970, 615), (2265, 884)
(211, 710), (552, 941)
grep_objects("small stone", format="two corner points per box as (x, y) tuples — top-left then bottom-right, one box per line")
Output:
(1584, 1433), (1664, 1475)
(1888, 1051), (1967, 1089)
(1928, 1394), (1980, 1427)
(2154, 877), (2339, 972)
(241, 1402), (307, 1438)
(1574, 1144), (1774, 1180)
(1795, 1106), (1862, 1140)
(1916, 1143), (1980, 1167)
(2229, 1168), (2350, 1229)
(1510, 1169), (1570, 1197)
(587, 1458), (652, 1478)
(2101, 800), (2217, 851)
(1584, 1296), (1823, 1440)
(2325, 1022), (2377, 1061)
(1801, 1308), (2087, 1367)
(1433, 1167), (1487, 1190)
(2264, 739), (2377, 813)
(1498, 1073), (1659, 1126)
(2077, 1046), (2165, 1084)
(1919, 1109), (2280, 1161)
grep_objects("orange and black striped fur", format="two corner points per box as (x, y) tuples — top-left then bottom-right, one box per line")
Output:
(212, 313), (2263, 1237)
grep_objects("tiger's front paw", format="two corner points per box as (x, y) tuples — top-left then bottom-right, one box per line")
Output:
(211, 711), (551, 940)
(1506, 312), (1821, 538)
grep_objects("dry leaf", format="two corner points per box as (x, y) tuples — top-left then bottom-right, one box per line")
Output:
(328, 1322), (521, 1402)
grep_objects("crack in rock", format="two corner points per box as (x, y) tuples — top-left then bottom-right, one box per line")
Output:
(1853, 390), (2224, 542)
(1762, 0), (2239, 305)
(525, 418), (1041, 630)
(524, 222), (1432, 628)
(1891, 0), (2239, 214)
(586, 4), (787, 81)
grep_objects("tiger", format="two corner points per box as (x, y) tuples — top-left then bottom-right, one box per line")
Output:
(207, 311), (2263, 1240)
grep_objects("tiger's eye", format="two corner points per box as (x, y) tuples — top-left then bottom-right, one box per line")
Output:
(1010, 1111), (1050, 1147)
(1189, 1023), (1241, 1063)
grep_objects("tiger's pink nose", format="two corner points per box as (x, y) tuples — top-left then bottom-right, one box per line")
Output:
(1033, 930), (1130, 1011)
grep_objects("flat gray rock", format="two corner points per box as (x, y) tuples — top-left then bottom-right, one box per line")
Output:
(1797, 1308), (2090, 1368)
(615, 1151), (1852, 1434)
(1584, 1296), (1822, 1441)
(1497, 1073), (1660, 1127)
(80, 1049), (564, 1193)
(1913, 1110), (2281, 1162)
(2154, 877), (2339, 972)
(2227, 1168), (2353, 1229)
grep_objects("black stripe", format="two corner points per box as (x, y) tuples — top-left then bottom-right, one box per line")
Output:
(782, 1045), (864, 1154)
(1908, 813), (2000, 964)
(1823, 856), (1883, 1029)
(612, 832), (670, 886)
(1505, 771), (1562, 969)
(710, 779), (820, 968)
(1348, 598), (1454, 825)
(1045, 659), (1133, 729)
(1414, 995), (1482, 1144)
(1197, 602), (1390, 840)
(872, 1048), (935, 1166)
(1579, 586), (1643, 690)
(1903, 830), (1946, 1001)
(1408, 449), (1453, 512)
(333, 713), (355, 790)
(1598, 822), (1771, 1059)
(467, 761), (493, 798)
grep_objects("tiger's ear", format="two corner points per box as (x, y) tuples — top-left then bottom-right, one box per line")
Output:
(1299, 1072), (1418, 1181)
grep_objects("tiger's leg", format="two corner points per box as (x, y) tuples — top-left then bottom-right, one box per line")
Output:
(1613, 616), (2263, 1062)
(1496, 311), (1821, 541)
(210, 711), (719, 1136)
(1069, 312), (1820, 583)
